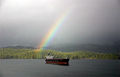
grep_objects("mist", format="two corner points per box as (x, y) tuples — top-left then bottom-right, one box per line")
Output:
(0, 0), (120, 48)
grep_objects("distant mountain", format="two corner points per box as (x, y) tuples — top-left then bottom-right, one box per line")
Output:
(1, 43), (120, 53)
(45, 44), (120, 53)
(3, 46), (34, 49)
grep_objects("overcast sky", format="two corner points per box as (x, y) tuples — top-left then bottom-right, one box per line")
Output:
(0, 0), (120, 47)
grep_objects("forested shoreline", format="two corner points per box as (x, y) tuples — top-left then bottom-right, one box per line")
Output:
(0, 48), (119, 59)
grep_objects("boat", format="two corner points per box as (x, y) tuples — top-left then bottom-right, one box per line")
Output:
(45, 55), (69, 65)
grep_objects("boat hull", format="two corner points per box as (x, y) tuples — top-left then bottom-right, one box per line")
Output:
(45, 59), (69, 65)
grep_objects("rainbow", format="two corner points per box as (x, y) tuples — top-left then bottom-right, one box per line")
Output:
(35, 9), (71, 52)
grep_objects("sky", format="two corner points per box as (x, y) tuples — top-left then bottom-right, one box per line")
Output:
(0, 0), (120, 47)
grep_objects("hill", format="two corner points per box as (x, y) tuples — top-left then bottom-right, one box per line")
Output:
(0, 48), (119, 59)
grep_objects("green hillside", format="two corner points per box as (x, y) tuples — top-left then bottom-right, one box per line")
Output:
(0, 48), (119, 59)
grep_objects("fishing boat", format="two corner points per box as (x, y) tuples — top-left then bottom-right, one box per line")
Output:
(45, 54), (69, 65)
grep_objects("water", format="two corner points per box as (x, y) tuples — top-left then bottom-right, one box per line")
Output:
(0, 59), (120, 77)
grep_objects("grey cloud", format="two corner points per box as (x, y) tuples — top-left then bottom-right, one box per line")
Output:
(0, 0), (119, 47)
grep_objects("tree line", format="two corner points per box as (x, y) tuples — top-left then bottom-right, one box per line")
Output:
(0, 48), (119, 59)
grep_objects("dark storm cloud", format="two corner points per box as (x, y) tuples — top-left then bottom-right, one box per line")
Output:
(0, 0), (119, 47)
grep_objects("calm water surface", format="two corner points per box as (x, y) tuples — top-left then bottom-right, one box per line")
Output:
(0, 59), (120, 77)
